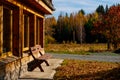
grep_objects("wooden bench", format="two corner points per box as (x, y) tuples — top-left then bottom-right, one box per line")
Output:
(27, 45), (52, 72)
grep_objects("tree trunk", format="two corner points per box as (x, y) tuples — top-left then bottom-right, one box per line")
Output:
(113, 41), (118, 50)
(107, 39), (111, 50)
(73, 30), (75, 43)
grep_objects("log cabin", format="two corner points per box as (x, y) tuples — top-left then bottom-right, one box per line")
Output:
(0, 0), (55, 79)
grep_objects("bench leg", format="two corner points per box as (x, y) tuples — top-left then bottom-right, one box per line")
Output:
(38, 64), (44, 72)
(44, 60), (50, 66)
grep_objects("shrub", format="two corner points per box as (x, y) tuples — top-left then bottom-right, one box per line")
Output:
(45, 35), (56, 44)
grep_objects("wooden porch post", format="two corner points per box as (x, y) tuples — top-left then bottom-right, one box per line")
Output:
(0, 6), (3, 56)
(19, 7), (24, 57)
(12, 7), (20, 57)
(39, 18), (44, 48)
(12, 7), (23, 57)
(34, 15), (37, 45)
(29, 14), (35, 47)
(43, 18), (45, 48)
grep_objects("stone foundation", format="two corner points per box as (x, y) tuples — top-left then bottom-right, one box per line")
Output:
(0, 55), (33, 80)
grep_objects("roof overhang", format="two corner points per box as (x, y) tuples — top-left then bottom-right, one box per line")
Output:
(34, 0), (54, 14)
(41, 0), (55, 11)
(16, 0), (55, 14)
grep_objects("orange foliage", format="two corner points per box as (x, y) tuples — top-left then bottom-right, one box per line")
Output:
(93, 5), (120, 43)
(54, 60), (120, 80)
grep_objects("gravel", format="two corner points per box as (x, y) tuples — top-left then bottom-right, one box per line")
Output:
(47, 53), (120, 62)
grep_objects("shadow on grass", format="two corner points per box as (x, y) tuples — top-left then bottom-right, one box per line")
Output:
(54, 66), (120, 80)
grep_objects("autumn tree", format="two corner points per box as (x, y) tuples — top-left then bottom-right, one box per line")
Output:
(53, 11), (87, 43)
(74, 12), (86, 43)
(45, 16), (57, 43)
(103, 5), (120, 49)
(93, 4), (120, 50)
(70, 13), (75, 42)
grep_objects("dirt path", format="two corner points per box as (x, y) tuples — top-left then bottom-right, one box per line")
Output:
(48, 53), (120, 62)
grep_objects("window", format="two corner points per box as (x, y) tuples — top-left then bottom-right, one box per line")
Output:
(36, 18), (40, 44)
(3, 7), (12, 53)
(0, 5), (19, 57)
(23, 11), (35, 50)
(23, 14), (29, 48)
(36, 17), (43, 47)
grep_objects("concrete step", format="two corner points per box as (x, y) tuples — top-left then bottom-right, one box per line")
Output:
(18, 59), (63, 80)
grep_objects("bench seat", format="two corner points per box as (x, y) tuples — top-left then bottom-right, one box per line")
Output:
(28, 45), (52, 72)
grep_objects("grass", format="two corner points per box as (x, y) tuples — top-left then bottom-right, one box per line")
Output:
(54, 59), (120, 80)
(45, 44), (110, 55)
(45, 44), (120, 80)
(45, 44), (120, 79)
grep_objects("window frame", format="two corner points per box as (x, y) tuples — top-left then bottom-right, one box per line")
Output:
(36, 17), (40, 45)
(0, 5), (13, 57)
(23, 13), (30, 51)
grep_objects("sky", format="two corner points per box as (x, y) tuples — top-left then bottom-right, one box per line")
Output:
(52, 0), (120, 19)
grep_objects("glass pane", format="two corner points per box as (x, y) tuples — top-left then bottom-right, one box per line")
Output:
(3, 8), (12, 53)
(24, 15), (29, 48)
(36, 18), (40, 44)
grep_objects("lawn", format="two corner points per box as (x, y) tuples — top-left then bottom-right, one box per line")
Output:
(45, 44), (120, 80)
(45, 44), (109, 55)
(54, 59), (120, 80)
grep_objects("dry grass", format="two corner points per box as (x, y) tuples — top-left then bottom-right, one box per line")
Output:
(45, 44), (108, 55)
(54, 59), (120, 80)
(45, 44), (120, 80)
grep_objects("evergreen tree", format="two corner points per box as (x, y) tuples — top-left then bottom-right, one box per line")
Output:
(96, 5), (105, 14)
(78, 9), (85, 15)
